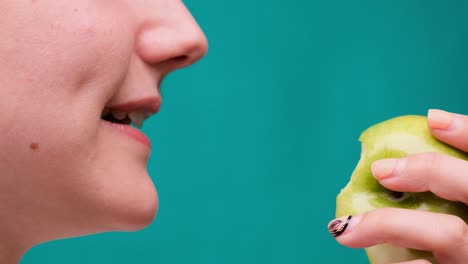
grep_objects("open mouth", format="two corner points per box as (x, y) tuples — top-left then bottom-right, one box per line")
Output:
(101, 108), (150, 128)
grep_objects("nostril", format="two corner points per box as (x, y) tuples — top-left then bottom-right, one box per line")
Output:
(173, 55), (188, 62)
(171, 55), (189, 66)
(167, 55), (192, 69)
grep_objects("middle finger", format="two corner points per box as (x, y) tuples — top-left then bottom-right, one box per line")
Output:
(371, 152), (468, 204)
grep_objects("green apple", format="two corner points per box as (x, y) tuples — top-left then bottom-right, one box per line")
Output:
(336, 115), (468, 264)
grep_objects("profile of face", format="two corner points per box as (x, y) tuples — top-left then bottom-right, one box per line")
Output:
(0, 0), (207, 252)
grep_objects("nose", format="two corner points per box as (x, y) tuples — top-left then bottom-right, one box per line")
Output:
(135, 1), (208, 71)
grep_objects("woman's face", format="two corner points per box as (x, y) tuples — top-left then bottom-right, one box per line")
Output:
(0, 0), (207, 242)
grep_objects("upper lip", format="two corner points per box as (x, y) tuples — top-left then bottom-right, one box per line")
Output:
(106, 96), (161, 114)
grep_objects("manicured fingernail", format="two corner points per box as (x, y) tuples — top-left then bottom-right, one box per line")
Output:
(371, 158), (399, 180)
(428, 109), (453, 130)
(328, 215), (354, 237)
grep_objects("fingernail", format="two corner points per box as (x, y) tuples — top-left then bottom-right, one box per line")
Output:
(428, 109), (453, 130)
(328, 215), (353, 237)
(371, 158), (399, 180)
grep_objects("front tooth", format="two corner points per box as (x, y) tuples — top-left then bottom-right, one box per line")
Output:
(111, 110), (127, 120)
(143, 111), (151, 119)
(101, 108), (110, 117)
(128, 111), (144, 128)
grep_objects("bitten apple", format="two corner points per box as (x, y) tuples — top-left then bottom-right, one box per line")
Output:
(336, 115), (468, 263)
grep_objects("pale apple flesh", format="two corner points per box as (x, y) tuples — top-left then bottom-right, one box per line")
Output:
(336, 115), (468, 264)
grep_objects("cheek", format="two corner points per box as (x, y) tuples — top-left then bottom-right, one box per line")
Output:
(0, 3), (157, 230)
(0, 3), (135, 102)
(0, 4), (156, 230)
(0, 2), (136, 165)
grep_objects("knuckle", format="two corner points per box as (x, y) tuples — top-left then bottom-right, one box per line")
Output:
(410, 152), (442, 180)
(363, 207), (394, 222)
(404, 152), (443, 190)
(440, 215), (468, 252)
(421, 152), (442, 172)
(361, 208), (399, 241)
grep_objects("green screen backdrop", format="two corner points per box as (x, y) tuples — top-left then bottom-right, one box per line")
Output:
(22, 0), (468, 263)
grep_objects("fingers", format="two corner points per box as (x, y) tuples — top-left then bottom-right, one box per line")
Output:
(329, 208), (468, 264)
(427, 109), (468, 152)
(371, 152), (468, 204)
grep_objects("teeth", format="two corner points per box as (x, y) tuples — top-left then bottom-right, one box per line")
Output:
(102, 107), (150, 128)
(111, 110), (127, 120)
(128, 111), (145, 128)
(101, 108), (110, 117)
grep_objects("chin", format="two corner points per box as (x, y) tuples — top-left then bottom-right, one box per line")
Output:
(88, 131), (160, 231)
(116, 183), (159, 231)
(89, 170), (160, 232)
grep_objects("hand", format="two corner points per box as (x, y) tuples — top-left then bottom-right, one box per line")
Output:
(330, 109), (468, 264)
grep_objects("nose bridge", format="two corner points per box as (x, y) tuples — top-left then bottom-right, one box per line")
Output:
(136, 1), (208, 68)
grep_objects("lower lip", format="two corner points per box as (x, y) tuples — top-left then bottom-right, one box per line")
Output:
(102, 120), (151, 148)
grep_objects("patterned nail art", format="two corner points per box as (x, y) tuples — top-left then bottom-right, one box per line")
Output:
(328, 215), (352, 237)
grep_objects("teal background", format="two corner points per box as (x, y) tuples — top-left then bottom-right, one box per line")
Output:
(22, 0), (468, 263)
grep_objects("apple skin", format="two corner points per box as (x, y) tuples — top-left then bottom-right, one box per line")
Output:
(336, 115), (468, 264)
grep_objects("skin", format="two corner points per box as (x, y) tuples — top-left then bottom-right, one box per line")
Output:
(0, 0), (207, 263)
(332, 109), (468, 264)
